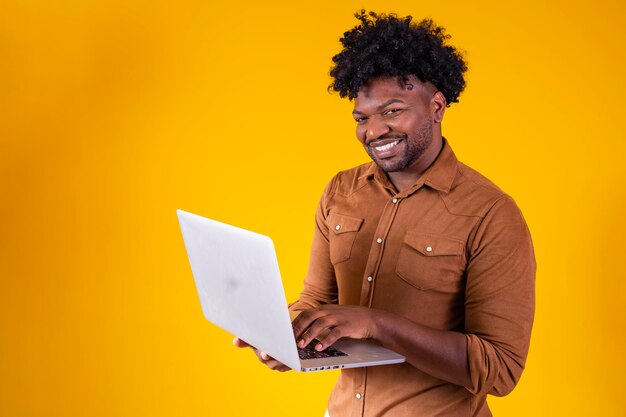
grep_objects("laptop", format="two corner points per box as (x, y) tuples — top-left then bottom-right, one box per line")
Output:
(177, 209), (405, 372)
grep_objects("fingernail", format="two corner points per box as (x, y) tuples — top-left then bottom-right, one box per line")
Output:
(298, 339), (304, 348)
(232, 337), (238, 345)
(315, 343), (323, 351)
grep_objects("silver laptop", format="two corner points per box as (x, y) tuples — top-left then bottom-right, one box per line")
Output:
(177, 209), (405, 372)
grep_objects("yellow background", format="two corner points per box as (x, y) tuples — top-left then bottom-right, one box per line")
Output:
(1, 0), (625, 416)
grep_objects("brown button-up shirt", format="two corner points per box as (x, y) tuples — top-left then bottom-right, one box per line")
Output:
(290, 140), (536, 417)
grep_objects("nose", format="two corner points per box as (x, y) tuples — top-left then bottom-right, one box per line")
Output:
(359, 115), (391, 143)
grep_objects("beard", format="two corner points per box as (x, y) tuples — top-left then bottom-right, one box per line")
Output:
(366, 119), (433, 173)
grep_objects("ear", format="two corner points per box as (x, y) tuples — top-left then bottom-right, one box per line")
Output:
(431, 91), (447, 123)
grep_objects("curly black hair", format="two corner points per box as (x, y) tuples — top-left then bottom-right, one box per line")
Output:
(329, 10), (468, 105)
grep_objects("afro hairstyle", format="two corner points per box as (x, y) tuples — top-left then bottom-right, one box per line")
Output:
(329, 10), (468, 105)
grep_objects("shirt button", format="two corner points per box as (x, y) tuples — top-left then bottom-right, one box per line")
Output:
(367, 276), (373, 283)
(335, 225), (341, 231)
(426, 246), (433, 252)
(392, 198), (398, 204)
(355, 393), (362, 399)
(376, 238), (383, 244)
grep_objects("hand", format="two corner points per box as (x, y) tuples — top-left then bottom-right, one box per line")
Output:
(291, 305), (378, 352)
(232, 337), (291, 372)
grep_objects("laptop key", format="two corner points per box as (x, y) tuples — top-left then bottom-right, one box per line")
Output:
(297, 339), (348, 360)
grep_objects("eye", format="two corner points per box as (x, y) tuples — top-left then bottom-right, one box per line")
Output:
(382, 108), (404, 117)
(354, 117), (367, 124)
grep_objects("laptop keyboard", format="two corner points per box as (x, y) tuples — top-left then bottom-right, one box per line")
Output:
(297, 339), (348, 360)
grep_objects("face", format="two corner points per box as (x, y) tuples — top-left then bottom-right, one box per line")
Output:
(352, 76), (441, 174)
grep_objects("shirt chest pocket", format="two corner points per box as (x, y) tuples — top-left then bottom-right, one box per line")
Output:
(327, 213), (364, 265)
(395, 232), (466, 291)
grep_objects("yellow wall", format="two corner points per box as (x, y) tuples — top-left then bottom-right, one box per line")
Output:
(2, 1), (625, 416)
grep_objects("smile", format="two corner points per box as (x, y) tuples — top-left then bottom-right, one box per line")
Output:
(374, 140), (399, 152)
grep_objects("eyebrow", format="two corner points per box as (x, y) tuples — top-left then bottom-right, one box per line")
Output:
(352, 98), (405, 115)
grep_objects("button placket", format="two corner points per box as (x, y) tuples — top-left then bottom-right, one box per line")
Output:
(359, 191), (402, 307)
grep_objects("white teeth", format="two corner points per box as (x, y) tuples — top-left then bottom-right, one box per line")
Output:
(375, 140), (399, 152)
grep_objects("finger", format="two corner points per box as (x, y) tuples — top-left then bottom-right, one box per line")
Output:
(297, 315), (337, 349)
(315, 327), (343, 351)
(292, 309), (328, 340)
(257, 355), (291, 372)
(265, 360), (291, 372)
(233, 337), (250, 348)
(291, 310), (315, 338)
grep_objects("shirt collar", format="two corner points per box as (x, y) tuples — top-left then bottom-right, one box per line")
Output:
(422, 138), (458, 194)
(357, 138), (458, 195)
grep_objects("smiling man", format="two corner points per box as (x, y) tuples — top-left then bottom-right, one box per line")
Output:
(235, 10), (535, 417)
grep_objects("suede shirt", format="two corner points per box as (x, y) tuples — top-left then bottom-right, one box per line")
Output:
(290, 140), (536, 417)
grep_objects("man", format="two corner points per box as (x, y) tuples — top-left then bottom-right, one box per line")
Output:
(235, 10), (535, 417)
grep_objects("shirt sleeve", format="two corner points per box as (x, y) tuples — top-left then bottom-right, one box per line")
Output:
(289, 176), (339, 312)
(464, 195), (536, 396)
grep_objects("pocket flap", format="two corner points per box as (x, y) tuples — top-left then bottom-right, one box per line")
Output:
(327, 213), (364, 235)
(403, 232), (464, 256)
